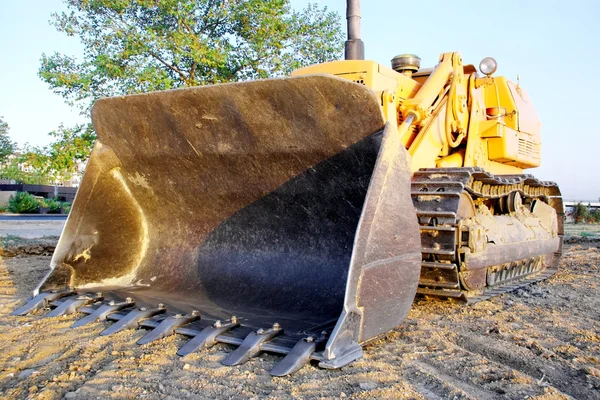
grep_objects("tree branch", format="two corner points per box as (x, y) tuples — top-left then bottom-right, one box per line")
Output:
(148, 50), (188, 82)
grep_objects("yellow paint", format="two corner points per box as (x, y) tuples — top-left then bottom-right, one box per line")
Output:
(73, 247), (92, 263)
(292, 52), (543, 174)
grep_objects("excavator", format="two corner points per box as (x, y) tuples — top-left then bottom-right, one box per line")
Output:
(11, 0), (562, 376)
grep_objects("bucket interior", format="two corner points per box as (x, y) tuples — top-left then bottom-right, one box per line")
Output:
(42, 76), (388, 335)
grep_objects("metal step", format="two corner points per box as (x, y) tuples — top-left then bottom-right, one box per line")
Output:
(417, 287), (464, 299)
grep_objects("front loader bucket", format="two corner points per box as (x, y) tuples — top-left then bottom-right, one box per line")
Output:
(23, 75), (421, 373)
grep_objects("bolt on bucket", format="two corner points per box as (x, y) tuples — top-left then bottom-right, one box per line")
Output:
(32, 75), (421, 367)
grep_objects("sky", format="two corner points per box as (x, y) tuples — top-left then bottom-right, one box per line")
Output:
(0, 0), (598, 201)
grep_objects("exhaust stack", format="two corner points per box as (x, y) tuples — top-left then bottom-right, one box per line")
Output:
(345, 0), (365, 60)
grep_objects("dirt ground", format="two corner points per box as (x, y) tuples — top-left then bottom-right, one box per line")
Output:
(0, 243), (598, 400)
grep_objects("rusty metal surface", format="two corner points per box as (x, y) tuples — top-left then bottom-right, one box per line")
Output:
(27, 75), (422, 370)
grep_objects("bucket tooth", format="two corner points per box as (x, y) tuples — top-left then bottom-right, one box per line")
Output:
(137, 311), (200, 345)
(100, 304), (166, 336)
(270, 337), (317, 376)
(177, 317), (239, 356)
(71, 298), (135, 328)
(45, 293), (104, 318)
(221, 323), (283, 366)
(11, 290), (75, 316)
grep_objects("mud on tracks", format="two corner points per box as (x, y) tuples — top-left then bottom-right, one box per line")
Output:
(0, 243), (598, 399)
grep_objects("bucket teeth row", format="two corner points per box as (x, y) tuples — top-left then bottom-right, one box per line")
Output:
(12, 293), (322, 375)
(11, 289), (75, 316)
(138, 311), (200, 345)
(71, 298), (135, 328)
(100, 304), (166, 336)
(221, 323), (283, 366)
(270, 337), (317, 376)
(45, 293), (104, 318)
(177, 317), (239, 356)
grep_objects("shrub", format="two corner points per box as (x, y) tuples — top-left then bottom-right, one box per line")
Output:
(0, 203), (6, 213)
(61, 202), (71, 214)
(43, 198), (62, 214)
(572, 203), (589, 224)
(587, 209), (600, 224)
(8, 192), (39, 214)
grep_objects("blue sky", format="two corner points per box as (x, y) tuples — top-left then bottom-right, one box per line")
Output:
(0, 0), (598, 200)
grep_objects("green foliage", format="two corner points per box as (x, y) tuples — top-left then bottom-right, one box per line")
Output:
(7, 192), (40, 214)
(0, 235), (26, 247)
(571, 203), (600, 224)
(0, 203), (7, 213)
(61, 201), (71, 214)
(34, 1), (342, 183)
(4, 193), (67, 214)
(0, 162), (25, 182)
(0, 157), (52, 185)
(572, 202), (589, 224)
(39, 0), (344, 113)
(40, 197), (63, 214)
(588, 208), (600, 224)
(0, 116), (16, 164)
(21, 124), (95, 181)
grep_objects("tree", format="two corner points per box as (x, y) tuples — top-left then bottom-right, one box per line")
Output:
(39, 0), (344, 114)
(0, 117), (93, 185)
(572, 202), (589, 224)
(0, 117), (16, 164)
(44, 123), (95, 177)
(21, 124), (96, 183)
(589, 208), (600, 223)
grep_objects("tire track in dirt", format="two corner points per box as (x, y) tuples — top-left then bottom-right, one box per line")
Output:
(451, 331), (599, 400)
(402, 359), (498, 400)
(374, 316), (571, 399)
(0, 243), (599, 399)
(387, 323), (575, 400)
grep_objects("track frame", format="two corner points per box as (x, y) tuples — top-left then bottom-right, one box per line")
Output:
(411, 167), (564, 301)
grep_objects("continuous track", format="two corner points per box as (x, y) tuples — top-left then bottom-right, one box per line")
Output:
(411, 167), (564, 302)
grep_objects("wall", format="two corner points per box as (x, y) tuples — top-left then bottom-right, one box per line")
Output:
(0, 191), (16, 205)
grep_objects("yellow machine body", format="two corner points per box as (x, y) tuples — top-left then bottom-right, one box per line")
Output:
(293, 53), (561, 301)
(292, 53), (542, 174)
(13, 51), (562, 376)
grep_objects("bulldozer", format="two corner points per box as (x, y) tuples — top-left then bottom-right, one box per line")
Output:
(12, 0), (562, 376)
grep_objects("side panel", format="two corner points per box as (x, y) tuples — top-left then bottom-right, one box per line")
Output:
(480, 77), (542, 169)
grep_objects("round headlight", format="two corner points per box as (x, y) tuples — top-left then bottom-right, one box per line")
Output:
(479, 57), (497, 76)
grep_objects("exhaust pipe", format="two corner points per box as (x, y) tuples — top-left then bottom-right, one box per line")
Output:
(345, 0), (365, 60)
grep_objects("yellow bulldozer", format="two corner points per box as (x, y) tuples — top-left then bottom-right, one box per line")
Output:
(12, 0), (562, 376)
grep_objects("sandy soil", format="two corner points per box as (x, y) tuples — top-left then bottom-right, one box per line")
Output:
(0, 244), (598, 400)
